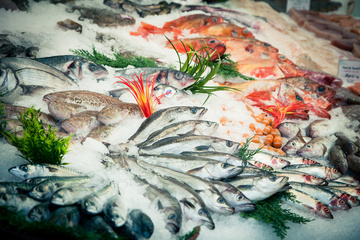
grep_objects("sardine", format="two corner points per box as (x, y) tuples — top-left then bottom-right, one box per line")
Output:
(138, 120), (219, 147)
(327, 175), (360, 187)
(139, 135), (240, 155)
(28, 202), (52, 222)
(103, 194), (128, 228)
(323, 187), (360, 208)
(126, 209), (154, 239)
(51, 186), (96, 206)
(128, 106), (207, 144)
(46, 101), (87, 121)
(81, 216), (118, 239)
(35, 55), (108, 81)
(322, 186), (360, 201)
(329, 145), (349, 174)
(284, 164), (342, 181)
(297, 137), (334, 159)
(0, 192), (41, 214)
(8, 163), (84, 180)
(50, 205), (81, 227)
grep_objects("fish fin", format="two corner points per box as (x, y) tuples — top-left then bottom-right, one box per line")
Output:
(195, 145), (211, 151)
(186, 167), (202, 174)
(179, 199), (195, 209)
(157, 200), (164, 210)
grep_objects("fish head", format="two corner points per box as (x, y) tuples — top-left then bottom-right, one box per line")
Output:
(158, 69), (196, 89)
(194, 121), (219, 135)
(204, 16), (224, 25)
(0, 63), (17, 97)
(8, 164), (35, 180)
(277, 122), (300, 139)
(162, 207), (182, 234)
(302, 158), (320, 165)
(255, 175), (289, 193)
(282, 138), (305, 155)
(28, 203), (51, 221)
(325, 166), (342, 181)
(51, 188), (73, 206)
(329, 196), (350, 211)
(180, 197), (214, 229)
(200, 38), (226, 61)
(315, 202), (333, 219)
(29, 182), (54, 201)
(184, 106), (208, 119)
(307, 120), (330, 138)
(221, 188), (255, 212)
(205, 188), (234, 214)
(270, 157), (290, 168)
(82, 195), (103, 214)
(296, 141), (326, 159)
(302, 174), (327, 185)
(340, 194), (359, 208)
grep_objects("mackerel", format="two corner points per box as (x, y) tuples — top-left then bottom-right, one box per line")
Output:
(0, 181), (36, 194)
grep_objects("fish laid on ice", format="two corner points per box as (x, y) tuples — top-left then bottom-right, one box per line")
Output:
(28, 202), (52, 222)
(277, 122), (302, 139)
(280, 156), (321, 165)
(0, 181), (36, 194)
(274, 171), (327, 185)
(284, 164), (342, 181)
(329, 145), (349, 174)
(250, 152), (290, 169)
(60, 110), (100, 136)
(126, 209), (154, 240)
(296, 137), (335, 159)
(103, 194), (128, 228)
(43, 90), (122, 111)
(180, 151), (248, 167)
(0, 57), (78, 103)
(347, 153), (360, 178)
(35, 55), (108, 81)
(327, 175), (360, 187)
(334, 132), (359, 156)
(51, 186), (96, 206)
(82, 125), (116, 143)
(97, 102), (142, 125)
(46, 101), (87, 122)
(323, 187), (360, 208)
(0, 193), (40, 214)
(190, 22), (254, 38)
(81, 216), (118, 240)
(57, 19), (82, 33)
(8, 163), (84, 180)
(50, 205), (81, 227)
(282, 131), (309, 155)
(128, 106), (208, 145)
(307, 119), (333, 138)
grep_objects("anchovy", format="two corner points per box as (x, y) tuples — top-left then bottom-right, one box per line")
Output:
(327, 175), (360, 187)
(0, 192), (41, 214)
(50, 205), (81, 227)
(128, 106), (208, 144)
(279, 156), (321, 165)
(283, 164), (342, 181)
(103, 194), (128, 228)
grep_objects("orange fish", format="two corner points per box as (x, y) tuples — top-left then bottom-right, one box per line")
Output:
(167, 37), (226, 61)
(130, 14), (224, 38)
(189, 22), (254, 38)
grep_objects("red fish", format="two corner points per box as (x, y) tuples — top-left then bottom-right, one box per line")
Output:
(189, 22), (254, 38)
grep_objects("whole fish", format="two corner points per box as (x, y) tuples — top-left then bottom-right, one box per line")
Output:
(113, 67), (196, 91)
(0, 193), (41, 214)
(103, 194), (128, 228)
(139, 160), (234, 215)
(289, 182), (350, 211)
(180, 151), (247, 167)
(43, 90), (122, 111)
(82, 125), (116, 143)
(279, 156), (321, 165)
(60, 110), (100, 136)
(166, 37), (227, 62)
(8, 163), (84, 180)
(211, 180), (255, 213)
(29, 176), (91, 201)
(132, 176), (182, 234)
(138, 153), (243, 180)
(0, 57), (78, 103)
(138, 120), (219, 147)
(307, 120), (336, 138)
(227, 175), (289, 201)
(329, 145), (349, 174)
(126, 209), (154, 239)
(28, 202), (52, 222)
(347, 153), (360, 178)
(334, 132), (359, 156)
(81, 216), (118, 239)
(296, 137), (334, 159)
(284, 189), (333, 219)
(190, 22), (254, 38)
(327, 175), (360, 187)
(323, 187), (360, 208)
(300, 69), (343, 89)
(50, 205), (81, 227)
(97, 102), (142, 125)
(46, 101), (87, 121)
(128, 106), (208, 144)
(284, 164), (342, 181)
(247, 161), (273, 171)
(51, 186), (96, 206)
(35, 55), (108, 81)
(81, 182), (119, 215)
(250, 152), (290, 169)
(282, 131), (308, 155)
(139, 135), (240, 155)
(0, 181), (36, 194)
(277, 122), (301, 139)
(323, 186), (360, 201)
(274, 171), (327, 185)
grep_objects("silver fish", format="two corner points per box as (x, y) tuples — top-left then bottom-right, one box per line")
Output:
(0, 181), (36, 194)
(211, 180), (255, 213)
(279, 156), (321, 165)
(329, 145), (348, 174)
(128, 106), (208, 144)
(323, 187), (360, 208)
(126, 209), (154, 239)
(51, 186), (96, 206)
(152, 84), (190, 104)
(103, 194), (128, 228)
(46, 101), (87, 121)
(139, 161), (234, 215)
(277, 122), (301, 139)
(282, 131), (308, 156)
(35, 55), (108, 81)
(29, 176), (91, 201)
(138, 120), (219, 147)
(50, 205), (81, 227)
(327, 175), (360, 187)
(227, 175), (289, 202)
(297, 137), (334, 159)
(139, 135), (240, 155)
(60, 110), (100, 136)
(180, 151), (248, 167)
(284, 164), (342, 181)
(323, 186), (360, 201)
(0, 192), (41, 214)
(0, 57), (78, 103)
(81, 216), (118, 239)
(97, 102), (142, 125)
(307, 119), (333, 138)
(28, 202), (52, 222)
(114, 67), (196, 90)
(250, 152), (290, 169)
(82, 125), (116, 143)
(8, 163), (84, 180)
(274, 171), (327, 185)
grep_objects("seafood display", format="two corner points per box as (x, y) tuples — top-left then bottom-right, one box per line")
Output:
(1, 0), (360, 240)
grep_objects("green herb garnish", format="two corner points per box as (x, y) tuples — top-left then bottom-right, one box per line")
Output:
(2, 106), (72, 165)
(0, 101), (7, 138)
(70, 46), (158, 68)
(238, 135), (263, 161)
(241, 192), (312, 239)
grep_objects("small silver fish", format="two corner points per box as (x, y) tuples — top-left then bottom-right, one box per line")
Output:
(297, 137), (334, 159)
(103, 194), (128, 228)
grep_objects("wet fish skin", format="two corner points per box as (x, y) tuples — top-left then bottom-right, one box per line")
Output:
(97, 102), (142, 125)
(277, 122), (301, 139)
(81, 216), (118, 239)
(250, 152), (290, 169)
(28, 202), (52, 222)
(329, 145), (348, 174)
(334, 132), (359, 156)
(284, 164), (342, 181)
(103, 194), (128, 228)
(60, 110), (101, 136)
(127, 209), (154, 239)
(51, 186), (96, 206)
(50, 205), (81, 227)
(0, 192), (41, 214)
(296, 137), (334, 159)
(46, 101), (87, 121)
(323, 187), (360, 208)
(82, 125), (116, 143)
(282, 131), (308, 155)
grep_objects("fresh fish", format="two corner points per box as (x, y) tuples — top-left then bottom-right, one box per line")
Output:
(190, 22), (254, 38)
(139, 161), (234, 215)
(333, 87), (360, 106)
(0, 181), (36, 194)
(50, 206), (81, 227)
(57, 19), (82, 33)
(347, 153), (360, 178)
(279, 156), (321, 165)
(51, 186), (96, 206)
(277, 122), (301, 139)
(282, 131), (308, 155)
(97, 102), (142, 125)
(132, 176), (182, 234)
(327, 175), (360, 187)
(334, 132), (359, 155)
(323, 187), (360, 208)
(323, 186), (360, 201)
(60, 110), (100, 136)
(284, 189), (333, 219)
(81, 216), (118, 239)
(247, 161), (273, 171)
(28, 202), (52, 222)
(239, 166), (275, 177)
(35, 55), (108, 81)
(126, 209), (154, 239)
(138, 153), (243, 180)
(227, 175), (289, 201)
(8, 163), (84, 180)
(46, 101), (87, 121)
(289, 182), (350, 211)
(139, 135), (240, 155)
(43, 90), (122, 111)
(0, 57), (78, 103)
(211, 180), (255, 213)
(274, 171), (327, 185)
(250, 152), (290, 169)
(23, 176), (63, 185)
(113, 67), (196, 90)
(180, 151), (248, 167)
(128, 106), (207, 144)
(329, 145), (349, 174)
(81, 182), (119, 215)
(296, 137), (334, 159)
(138, 120), (219, 147)
(103, 194), (128, 228)
(82, 125), (116, 143)
(307, 119), (333, 138)
(284, 164), (342, 181)
(0, 193), (41, 214)
(29, 176), (91, 201)
(152, 84), (190, 104)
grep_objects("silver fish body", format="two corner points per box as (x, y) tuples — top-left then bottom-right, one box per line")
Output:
(51, 186), (96, 206)
(250, 152), (290, 169)
(0, 192), (41, 214)
(274, 171), (327, 185)
(103, 194), (128, 228)
(50, 205), (81, 227)
(296, 137), (334, 159)
(28, 202), (52, 221)
(180, 151), (247, 167)
(329, 145), (348, 174)
(284, 164), (342, 181)
(46, 101), (87, 121)
(323, 186), (360, 208)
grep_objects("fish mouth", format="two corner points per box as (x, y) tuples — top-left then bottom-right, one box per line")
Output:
(165, 222), (180, 234)
(203, 219), (215, 230)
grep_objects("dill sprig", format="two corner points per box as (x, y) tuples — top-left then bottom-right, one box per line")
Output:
(178, 226), (201, 240)
(3, 106), (72, 165)
(70, 46), (158, 68)
(237, 136), (263, 161)
(0, 101), (7, 138)
(240, 192), (312, 239)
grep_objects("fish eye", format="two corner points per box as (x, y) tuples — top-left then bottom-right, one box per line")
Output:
(221, 163), (230, 168)
(350, 196), (356, 201)
(269, 176), (277, 181)
(217, 197), (224, 204)
(190, 108), (198, 114)
(279, 159), (285, 162)
(317, 86), (326, 94)
(309, 160), (316, 164)
(243, 29), (248, 34)
(278, 55), (286, 60)
(333, 169), (338, 173)
(168, 214), (176, 220)
(231, 30), (238, 37)
(88, 63), (98, 71)
(198, 209), (207, 216)
(324, 207), (330, 213)
(295, 94), (303, 101)
(20, 165), (28, 171)
(175, 71), (183, 79)
(209, 39), (216, 44)
(206, 121), (212, 126)
(284, 123), (289, 126)
(236, 195), (243, 201)
(310, 175), (318, 179)
(306, 144), (312, 148)
(213, 17), (217, 23)
(291, 142), (296, 146)
(244, 161), (247, 166)
(339, 200), (345, 204)
(226, 141), (233, 147)
(264, 43), (271, 47)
